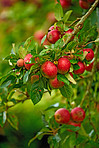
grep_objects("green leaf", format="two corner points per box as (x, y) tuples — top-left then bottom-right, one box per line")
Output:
(70, 59), (78, 64)
(65, 73), (76, 84)
(57, 74), (70, 85)
(55, 3), (63, 21)
(73, 64), (80, 70)
(48, 134), (61, 148)
(41, 35), (46, 45)
(59, 84), (73, 98)
(29, 81), (44, 105)
(49, 116), (59, 129)
(23, 71), (30, 84)
(63, 10), (72, 23)
(7, 112), (18, 130)
(30, 88), (44, 105)
(18, 46), (27, 59)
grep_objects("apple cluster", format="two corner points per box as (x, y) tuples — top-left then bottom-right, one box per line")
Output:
(54, 107), (85, 130)
(17, 48), (94, 89)
(56, 0), (95, 10)
(16, 24), (94, 89)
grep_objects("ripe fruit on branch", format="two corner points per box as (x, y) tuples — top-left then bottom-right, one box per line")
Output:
(47, 26), (61, 44)
(24, 54), (35, 70)
(71, 107), (85, 122)
(57, 57), (71, 74)
(17, 59), (24, 67)
(73, 61), (85, 75)
(41, 61), (57, 78)
(60, 0), (71, 9)
(85, 61), (94, 71)
(79, 0), (90, 9)
(31, 75), (39, 84)
(83, 48), (94, 61)
(49, 76), (64, 89)
(54, 108), (70, 124)
(68, 121), (81, 127)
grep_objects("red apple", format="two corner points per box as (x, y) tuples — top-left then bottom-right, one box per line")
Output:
(24, 54), (34, 70)
(57, 57), (71, 74)
(83, 48), (94, 61)
(47, 29), (61, 44)
(31, 75), (39, 84)
(73, 61), (85, 75)
(60, 0), (71, 9)
(54, 108), (70, 124)
(85, 61), (94, 71)
(17, 59), (24, 67)
(68, 121), (81, 127)
(71, 107), (85, 122)
(49, 76), (64, 89)
(79, 0), (90, 9)
(41, 61), (57, 78)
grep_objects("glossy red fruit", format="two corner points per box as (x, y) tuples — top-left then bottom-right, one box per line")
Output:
(31, 75), (39, 84)
(49, 76), (64, 89)
(83, 48), (94, 61)
(41, 61), (57, 78)
(60, 0), (71, 9)
(71, 107), (85, 122)
(54, 108), (70, 124)
(57, 57), (71, 74)
(47, 29), (61, 44)
(17, 59), (24, 67)
(48, 25), (61, 31)
(68, 121), (81, 127)
(24, 54), (34, 70)
(79, 0), (90, 9)
(73, 61), (85, 75)
(87, 0), (95, 3)
(85, 61), (94, 71)
(63, 28), (74, 40)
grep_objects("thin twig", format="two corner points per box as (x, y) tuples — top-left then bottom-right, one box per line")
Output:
(63, 0), (99, 46)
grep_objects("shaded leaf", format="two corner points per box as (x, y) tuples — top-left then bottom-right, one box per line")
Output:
(23, 71), (30, 84)
(55, 3), (63, 21)
(7, 112), (19, 130)
(59, 84), (73, 98)
(65, 73), (76, 84)
(63, 10), (72, 23)
(57, 74), (70, 85)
